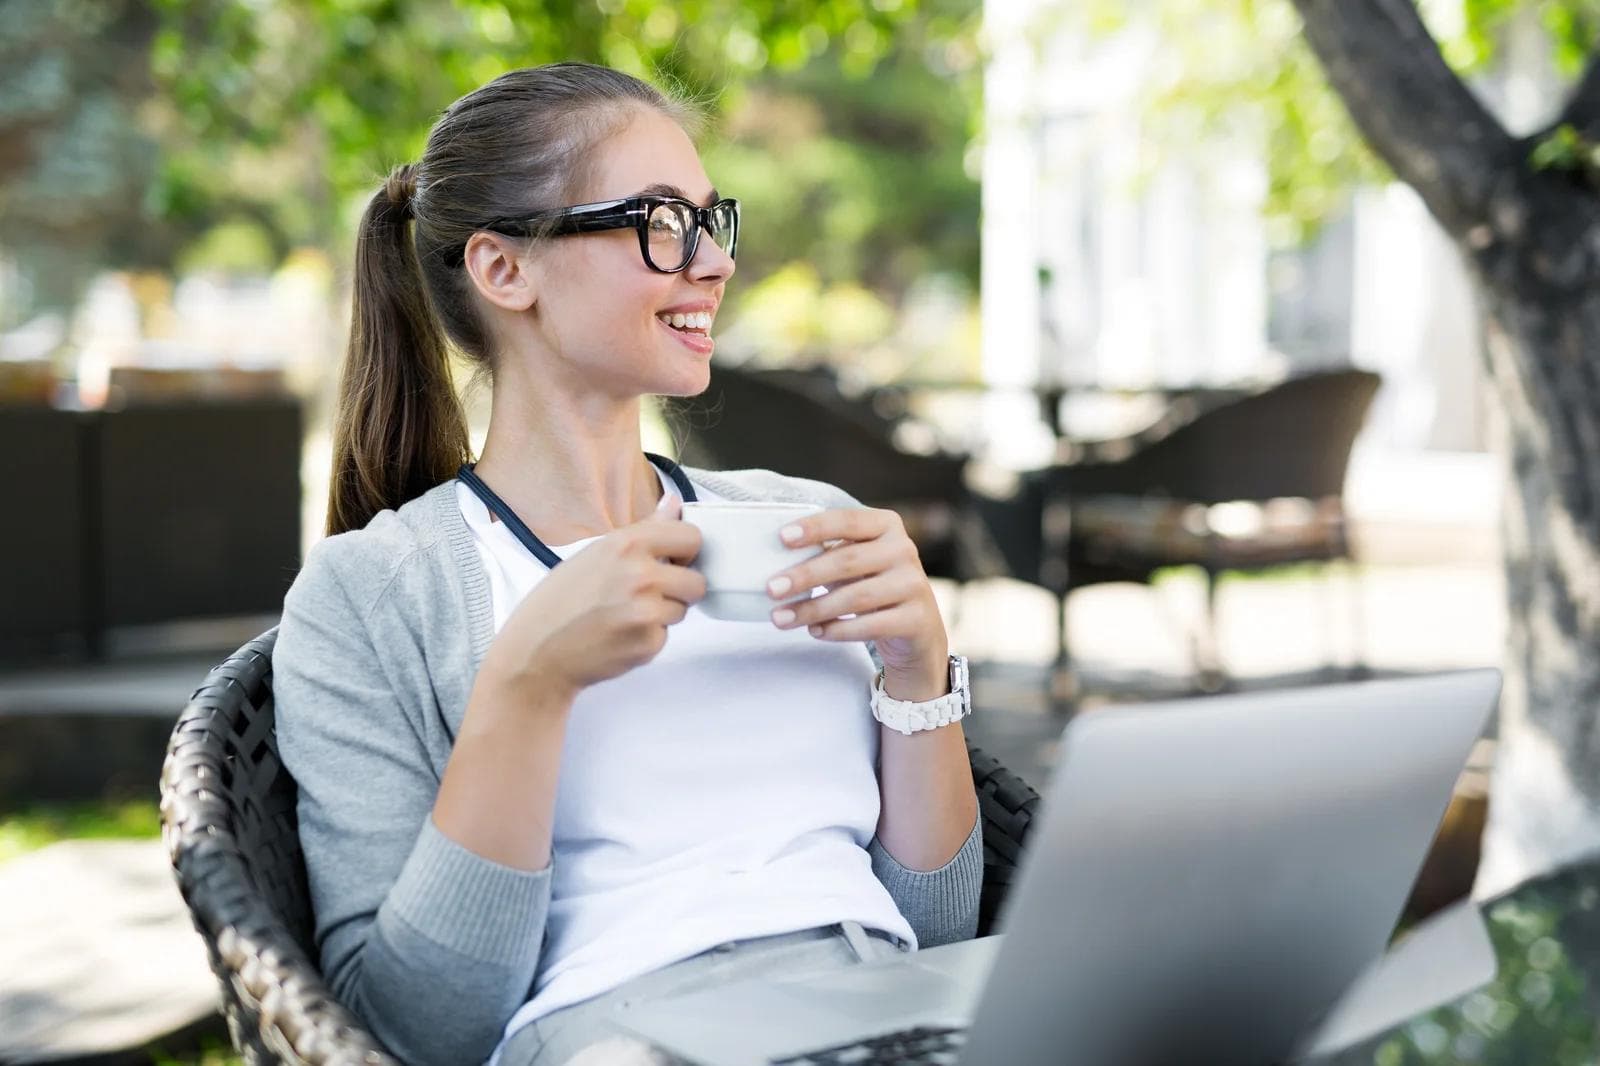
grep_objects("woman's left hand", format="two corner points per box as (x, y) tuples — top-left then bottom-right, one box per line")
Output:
(766, 508), (948, 684)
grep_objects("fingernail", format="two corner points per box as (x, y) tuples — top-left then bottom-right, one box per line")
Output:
(808, 625), (823, 637)
(780, 525), (803, 544)
(767, 576), (792, 597)
(772, 608), (796, 626)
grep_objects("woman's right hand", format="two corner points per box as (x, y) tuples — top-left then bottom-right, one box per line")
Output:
(479, 493), (705, 701)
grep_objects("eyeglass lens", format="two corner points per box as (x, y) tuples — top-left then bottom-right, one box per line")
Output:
(645, 201), (736, 271)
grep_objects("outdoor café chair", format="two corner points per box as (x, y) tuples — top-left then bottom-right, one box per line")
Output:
(160, 627), (1040, 1064)
(665, 363), (982, 587)
(969, 367), (1381, 698)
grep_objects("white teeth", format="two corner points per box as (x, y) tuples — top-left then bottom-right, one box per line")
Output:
(659, 311), (713, 331)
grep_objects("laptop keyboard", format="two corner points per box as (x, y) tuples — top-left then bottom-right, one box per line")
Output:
(770, 1024), (967, 1064)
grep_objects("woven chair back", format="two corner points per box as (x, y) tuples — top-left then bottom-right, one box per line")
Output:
(673, 364), (968, 505)
(161, 628), (396, 1063)
(1113, 368), (1381, 505)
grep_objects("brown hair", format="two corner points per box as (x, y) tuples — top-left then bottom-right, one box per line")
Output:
(326, 63), (695, 535)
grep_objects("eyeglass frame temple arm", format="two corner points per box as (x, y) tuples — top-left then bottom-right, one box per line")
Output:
(485, 198), (641, 238)
(487, 197), (736, 239)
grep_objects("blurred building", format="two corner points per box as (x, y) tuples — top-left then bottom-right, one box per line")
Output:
(977, 1), (1565, 562)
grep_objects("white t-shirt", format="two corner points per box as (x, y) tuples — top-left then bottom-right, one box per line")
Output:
(456, 470), (913, 1053)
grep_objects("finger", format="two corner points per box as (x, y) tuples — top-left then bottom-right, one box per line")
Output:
(773, 571), (923, 629)
(622, 596), (688, 630)
(653, 562), (708, 606)
(630, 514), (702, 564)
(646, 597), (690, 627)
(777, 507), (897, 550)
(804, 604), (919, 643)
(768, 540), (906, 601)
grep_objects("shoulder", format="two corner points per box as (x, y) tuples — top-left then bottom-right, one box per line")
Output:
(682, 465), (863, 510)
(288, 481), (460, 620)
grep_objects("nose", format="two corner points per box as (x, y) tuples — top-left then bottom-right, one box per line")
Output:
(685, 227), (735, 283)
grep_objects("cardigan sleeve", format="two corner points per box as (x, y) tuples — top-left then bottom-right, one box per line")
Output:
(274, 538), (551, 1066)
(869, 815), (983, 948)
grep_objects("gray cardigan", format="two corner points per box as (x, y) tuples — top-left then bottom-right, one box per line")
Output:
(273, 466), (983, 1066)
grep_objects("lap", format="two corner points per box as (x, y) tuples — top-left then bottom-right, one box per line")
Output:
(500, 923), (906, 1066)
(559, 1035), (678, 1066)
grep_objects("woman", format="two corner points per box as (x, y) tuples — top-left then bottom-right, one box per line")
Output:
(274, 62), (981, 1066)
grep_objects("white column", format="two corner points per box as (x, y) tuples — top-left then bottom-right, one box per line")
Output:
(1351, 184), (1456, 450)
(979, 0), (1054, 467)
(1204, 155), (1271, 384)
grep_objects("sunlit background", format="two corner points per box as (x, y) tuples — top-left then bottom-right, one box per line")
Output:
(8, 0), (1598, 1062)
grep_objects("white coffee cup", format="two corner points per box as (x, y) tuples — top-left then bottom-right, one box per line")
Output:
(681, 501), (825, 622)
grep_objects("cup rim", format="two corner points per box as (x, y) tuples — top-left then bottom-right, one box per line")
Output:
(680, 501), (823, 511)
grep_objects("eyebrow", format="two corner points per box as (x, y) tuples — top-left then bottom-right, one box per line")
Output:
(637, 182), (720, 206)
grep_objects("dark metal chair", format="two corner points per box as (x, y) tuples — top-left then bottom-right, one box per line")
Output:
(161, 628), (1039, 1064)
(666, 364), (980, 583)
(972, 368), (1381, 695)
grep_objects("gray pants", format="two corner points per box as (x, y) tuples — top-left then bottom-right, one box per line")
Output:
(499, 922), (909, 1066)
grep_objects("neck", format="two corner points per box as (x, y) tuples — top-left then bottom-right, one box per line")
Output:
(473, 382), (663, 545)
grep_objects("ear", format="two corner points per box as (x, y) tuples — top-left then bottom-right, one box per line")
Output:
(463, 231), (539, 312)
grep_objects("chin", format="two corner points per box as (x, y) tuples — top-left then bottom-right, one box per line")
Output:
(653, 363), (713, 399)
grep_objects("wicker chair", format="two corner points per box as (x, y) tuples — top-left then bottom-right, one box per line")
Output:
(161, 628), (1041, 1064)
(973, 368), (1381, 695)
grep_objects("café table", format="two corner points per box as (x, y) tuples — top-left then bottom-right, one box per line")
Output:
(1306, 856), (1600, 1063)
(867, 377), (1255, 445)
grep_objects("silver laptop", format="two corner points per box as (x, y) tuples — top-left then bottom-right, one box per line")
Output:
(615, 669), (1501, 1066)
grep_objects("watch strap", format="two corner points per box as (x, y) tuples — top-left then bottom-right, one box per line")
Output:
(870, 655), (972, 735)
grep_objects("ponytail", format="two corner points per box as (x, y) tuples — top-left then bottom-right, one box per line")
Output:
(326, 163), (470, 536)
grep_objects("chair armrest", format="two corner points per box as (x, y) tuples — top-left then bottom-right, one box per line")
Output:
(162, 628), (400, 1065)
(968, 743), (1040, 937)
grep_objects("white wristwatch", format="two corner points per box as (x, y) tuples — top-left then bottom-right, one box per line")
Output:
(870, 655), (973, 735)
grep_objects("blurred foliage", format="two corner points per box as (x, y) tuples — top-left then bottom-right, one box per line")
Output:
(0, 799), (161, 865)
(150, 0), (969, 200)
(0, 0), (162, 315)
(147, 1039), (245, 1066)
(1361, 876), (1600, 1064)
(0, 0), (981, 338)
(1530, 121), (1600, 188)
(703, 42), (982, 306)
(7, 0), (1599, 327)
(730, 262), (898, 359)
(1050, 0), (1600, 246)
(144, 0), (983, 341)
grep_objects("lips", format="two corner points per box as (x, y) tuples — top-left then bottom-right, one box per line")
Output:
(657, 315), (714, 354)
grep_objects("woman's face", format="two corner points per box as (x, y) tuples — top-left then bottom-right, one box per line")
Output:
(527, 107), (735, 400)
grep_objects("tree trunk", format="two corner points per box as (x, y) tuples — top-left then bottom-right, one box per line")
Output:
(1472, 251), (1600, 895)
(1290, 0), (1600, 897)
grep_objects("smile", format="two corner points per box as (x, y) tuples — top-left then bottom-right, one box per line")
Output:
(657, 314), (715, 354)
(656, 311), (713, 332)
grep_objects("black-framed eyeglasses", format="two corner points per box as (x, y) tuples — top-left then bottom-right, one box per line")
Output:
(484, 195), (740, 274)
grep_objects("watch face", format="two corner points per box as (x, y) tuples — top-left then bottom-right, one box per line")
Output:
(949, 655), (972, 712)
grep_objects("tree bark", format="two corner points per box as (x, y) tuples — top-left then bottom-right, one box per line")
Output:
(1290, 0), (1518, 239)
(1473, 277), (1600, 895)
(1292, 0), (1600, 893)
